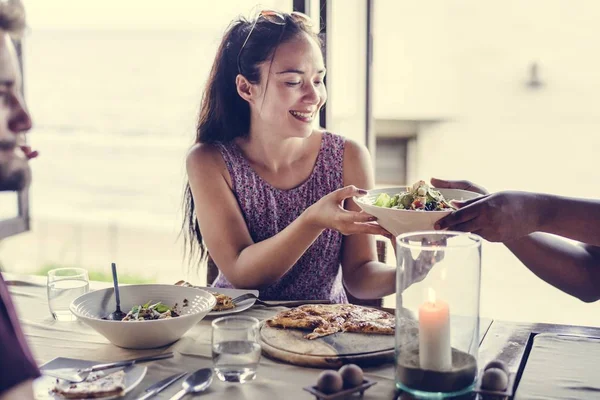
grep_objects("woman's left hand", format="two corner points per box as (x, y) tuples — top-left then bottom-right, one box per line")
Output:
(435, 191), (542, 242)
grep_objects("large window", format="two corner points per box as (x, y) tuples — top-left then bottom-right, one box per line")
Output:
(373, 0), (600, 327)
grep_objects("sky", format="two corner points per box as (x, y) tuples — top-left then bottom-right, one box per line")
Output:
(24, 0), (291, 31)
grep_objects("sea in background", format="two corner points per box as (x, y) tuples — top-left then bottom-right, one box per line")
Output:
(1, 29), (219, 283)
(24, 29), (218, 230)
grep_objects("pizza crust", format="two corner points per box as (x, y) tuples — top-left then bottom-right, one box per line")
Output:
(52, 370), (126, 399)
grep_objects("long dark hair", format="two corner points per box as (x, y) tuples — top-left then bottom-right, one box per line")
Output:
(182, 11), (322, 266)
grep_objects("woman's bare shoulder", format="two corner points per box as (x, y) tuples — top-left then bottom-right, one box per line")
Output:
(342, 137), (369, 158)
(332, 135), (373, 186)
(186, 142), (225, 173)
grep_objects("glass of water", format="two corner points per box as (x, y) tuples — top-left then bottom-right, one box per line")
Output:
(47, 268), (89, 321)
(211, 316), (261, 383)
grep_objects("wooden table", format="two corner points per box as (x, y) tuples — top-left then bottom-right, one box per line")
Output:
(477, 319), (600, 399)
(6, 274), (600, 399)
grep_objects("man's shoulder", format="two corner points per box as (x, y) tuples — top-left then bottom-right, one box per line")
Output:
(584, 243), (600, 256)
(0, 273), (41, 395)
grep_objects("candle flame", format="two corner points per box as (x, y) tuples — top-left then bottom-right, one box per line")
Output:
(428, 288), (436, 304)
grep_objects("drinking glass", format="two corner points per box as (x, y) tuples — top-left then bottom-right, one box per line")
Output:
(395, 231), (482, 398)
(47, 268), (89, 321)
(211, 316), (261, 383)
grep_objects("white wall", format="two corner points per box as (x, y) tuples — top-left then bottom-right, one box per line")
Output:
(373, 0), (600, 327)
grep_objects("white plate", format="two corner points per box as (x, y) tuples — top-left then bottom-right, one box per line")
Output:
(194, 286), (259, 316)
(35, 357), (147, 400)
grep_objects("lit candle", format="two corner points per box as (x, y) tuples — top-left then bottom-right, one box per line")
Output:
(419, 288), (452, 371)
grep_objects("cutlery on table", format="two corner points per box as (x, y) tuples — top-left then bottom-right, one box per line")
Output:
(169, 368), (213, 400)
(107, 262), (127, 320)
(136, 372), (187, 400)
(175, 280), (333, 308)
(231, 292), (332, 308)
(43, 352), (174, 383)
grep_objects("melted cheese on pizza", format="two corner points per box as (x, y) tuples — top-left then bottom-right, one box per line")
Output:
(266, 304), (394, 339)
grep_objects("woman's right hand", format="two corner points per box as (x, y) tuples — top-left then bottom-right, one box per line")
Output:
(305, 185), (389, 236)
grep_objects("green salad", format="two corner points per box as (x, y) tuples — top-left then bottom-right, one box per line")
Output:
(371, 180), (456, 211)
(121, 300), (182, 321)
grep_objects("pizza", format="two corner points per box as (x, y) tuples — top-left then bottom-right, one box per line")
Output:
(209, 291), (235, 311)
(52, 370), (126, 399)
(266, 304), (394, 340)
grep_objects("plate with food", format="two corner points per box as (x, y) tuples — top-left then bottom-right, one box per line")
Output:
(206, 287), (259, 316)
(70, 284), (215, 349)
(354, 180), (480, 237)
(197, 288), (258, 316)
(35, 358), (146, 399)
(174, 281), (258, 316)
(260, 304), (415, 367)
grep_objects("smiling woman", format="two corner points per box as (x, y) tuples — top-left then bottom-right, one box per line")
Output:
(182, 10), (395, 304)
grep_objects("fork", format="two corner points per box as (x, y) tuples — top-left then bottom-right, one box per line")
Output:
(231, 293), (332, 308)
(43, 352), (174, 383)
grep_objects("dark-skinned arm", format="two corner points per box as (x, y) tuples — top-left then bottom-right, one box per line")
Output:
(432, 178), (600, 302)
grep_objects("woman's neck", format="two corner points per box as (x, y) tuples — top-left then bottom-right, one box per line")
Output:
(238, 122), (314, 173)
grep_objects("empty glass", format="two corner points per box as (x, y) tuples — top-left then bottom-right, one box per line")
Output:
(47, 268), (89, 321)
(211, 316), (261, 383)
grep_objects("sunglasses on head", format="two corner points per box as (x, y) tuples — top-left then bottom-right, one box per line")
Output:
(237, 10), (313, 75)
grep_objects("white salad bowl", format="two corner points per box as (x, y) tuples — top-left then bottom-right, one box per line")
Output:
(354, 186), (481, 237)
(70, 284), (216, 349)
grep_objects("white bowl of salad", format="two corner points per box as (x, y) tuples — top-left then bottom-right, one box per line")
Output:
(70, 284), (216, 349)
(354, 181), (480, 237)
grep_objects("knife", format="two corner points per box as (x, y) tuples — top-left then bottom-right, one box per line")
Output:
(136, 372), (187, 400)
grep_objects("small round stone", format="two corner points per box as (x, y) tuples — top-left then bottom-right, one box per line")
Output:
(317, 370), (343, 394)
(481, 368), (509, 391)
(339, 364), (363, 388)
(484, 359), (509, 374)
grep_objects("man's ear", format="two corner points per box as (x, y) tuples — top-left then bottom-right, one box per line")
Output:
(235, 74), (254, 103)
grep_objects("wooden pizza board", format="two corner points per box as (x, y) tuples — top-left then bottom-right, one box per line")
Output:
(260, 314), (418, 368)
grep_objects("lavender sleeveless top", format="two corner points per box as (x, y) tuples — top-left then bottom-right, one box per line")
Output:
(212, 132), (348, 303)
